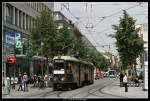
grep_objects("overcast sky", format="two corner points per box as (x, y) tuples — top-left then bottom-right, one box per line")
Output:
(53, 2), (148, 56)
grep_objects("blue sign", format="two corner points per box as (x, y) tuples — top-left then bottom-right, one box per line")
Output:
(15, 32), (21, 40)
(6, 32), (15, 48)
(15, 32), (22, 48)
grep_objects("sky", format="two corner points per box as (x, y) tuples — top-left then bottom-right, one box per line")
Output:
(53, 2), (148, 57)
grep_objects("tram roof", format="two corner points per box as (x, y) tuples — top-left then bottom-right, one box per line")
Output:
(53, 56), (94, 66)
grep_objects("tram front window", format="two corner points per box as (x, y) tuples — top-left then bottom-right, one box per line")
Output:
(54, 62), (64, 70)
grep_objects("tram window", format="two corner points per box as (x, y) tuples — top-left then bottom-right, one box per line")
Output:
(66, 62), (72, 74)
(54, 63), (64, 70)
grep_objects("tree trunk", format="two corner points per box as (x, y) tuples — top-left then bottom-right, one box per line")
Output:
(46, 57), (49, 74)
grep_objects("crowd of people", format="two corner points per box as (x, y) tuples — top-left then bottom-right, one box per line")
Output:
(3, 72), (53, 96)
(119, 71), (144, 87)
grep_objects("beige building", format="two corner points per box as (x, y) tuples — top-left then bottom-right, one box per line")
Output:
(136, 23), (148, 73)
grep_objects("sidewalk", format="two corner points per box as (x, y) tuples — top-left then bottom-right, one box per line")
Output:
(2, 84), (52, 98)
(101, 80), (148, 98)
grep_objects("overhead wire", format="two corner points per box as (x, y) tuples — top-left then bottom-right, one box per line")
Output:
(59, 2), (146, 54)
(92, 3), (143, 29)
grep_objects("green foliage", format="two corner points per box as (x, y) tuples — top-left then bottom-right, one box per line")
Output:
(26, 10), (58, 59)
(111, 10), (144, 69)
(55, 26), (75, 55)
(24, 9), (107, 70)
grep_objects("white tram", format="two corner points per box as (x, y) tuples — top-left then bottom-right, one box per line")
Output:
(52, 56), (95, 91)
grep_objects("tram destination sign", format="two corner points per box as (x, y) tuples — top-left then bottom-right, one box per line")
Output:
(54, 59), (64, 63)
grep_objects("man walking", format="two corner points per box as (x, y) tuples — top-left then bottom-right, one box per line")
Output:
(123, 73), (128, 92)
(17, 73), (23, 91)
(119, 72), (124, 87)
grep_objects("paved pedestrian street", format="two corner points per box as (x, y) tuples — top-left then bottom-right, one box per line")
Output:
(2, 79), (148, 99)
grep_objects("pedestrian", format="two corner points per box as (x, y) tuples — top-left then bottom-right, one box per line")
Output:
(123, 73), (128, 92)
(38, 74), (41, 88)
(134, 75), (139, 87)
(5, 79), (11, 96)
(17, 73), (23, 91)
(119, 72), (124, 87)
(44, 73), (48, 87)
(23, 72), (28, 92)
(33, 74), (37, 87)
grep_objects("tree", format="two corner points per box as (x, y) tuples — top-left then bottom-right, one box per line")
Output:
(26, 10), (58, 74)
(56, 26), (75, 55)
(110, 10), (144, 71)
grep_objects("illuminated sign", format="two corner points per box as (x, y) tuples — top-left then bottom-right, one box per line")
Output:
(7, 57), (16, 63)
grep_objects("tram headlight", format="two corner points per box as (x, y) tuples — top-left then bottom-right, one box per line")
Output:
(61, 77), (65, 81)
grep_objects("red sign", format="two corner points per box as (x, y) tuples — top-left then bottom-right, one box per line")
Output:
(7, 57), (16, 63)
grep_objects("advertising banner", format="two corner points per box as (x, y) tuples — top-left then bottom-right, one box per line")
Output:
(6, 32), (15, 48)
(15, 32), (22, 48)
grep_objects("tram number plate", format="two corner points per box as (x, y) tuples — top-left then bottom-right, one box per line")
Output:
(54, 70), (64, 74)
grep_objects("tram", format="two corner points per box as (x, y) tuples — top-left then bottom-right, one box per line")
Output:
(52, 56), (95, 91)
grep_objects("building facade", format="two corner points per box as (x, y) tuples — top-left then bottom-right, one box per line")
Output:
(135, 23), (148, 74)
(2, 2), (54, 80)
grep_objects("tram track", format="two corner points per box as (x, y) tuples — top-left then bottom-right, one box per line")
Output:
(26, 79), (125, 98)
(59, 79), (111, 98)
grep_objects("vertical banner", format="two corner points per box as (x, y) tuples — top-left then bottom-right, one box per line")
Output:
(15, 32), (23, 48)
(6, 32), (15, 48)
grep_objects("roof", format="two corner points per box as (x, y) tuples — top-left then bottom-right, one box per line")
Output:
(53, 56), (94, 66)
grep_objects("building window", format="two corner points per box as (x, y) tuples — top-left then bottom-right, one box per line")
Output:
(15, 8), (18, 26)
(144, 51), (148, 62)
(39, 3), (42, 12)
(29, 17), (32, 31)
(23, 13), (25, 29)
(26, 15), (28, 30)
(5, 4), (12, 24)
(19, 11), (21, 28)
(143, 24), (148, 32)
